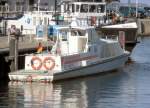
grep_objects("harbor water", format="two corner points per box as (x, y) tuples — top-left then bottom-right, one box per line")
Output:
(0, 37), (150, 108)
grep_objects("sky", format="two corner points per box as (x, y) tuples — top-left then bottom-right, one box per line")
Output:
(120, 0), (150, 5)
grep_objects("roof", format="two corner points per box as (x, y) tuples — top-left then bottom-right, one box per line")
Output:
(102, 22), (138, 29)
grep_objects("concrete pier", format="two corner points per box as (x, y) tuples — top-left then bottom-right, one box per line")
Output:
(0, 35), (52, 54)
(0, 35), (52, 80)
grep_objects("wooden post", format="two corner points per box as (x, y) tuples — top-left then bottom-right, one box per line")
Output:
(9, 35), (19, 72)
(9, 35), (16, 72)
(15, 36), (18, 71)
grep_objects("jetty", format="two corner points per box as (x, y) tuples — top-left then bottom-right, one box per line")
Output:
(0, 34), (52, 80)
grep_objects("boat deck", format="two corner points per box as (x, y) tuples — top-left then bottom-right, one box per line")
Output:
(9, 70), (55, 82)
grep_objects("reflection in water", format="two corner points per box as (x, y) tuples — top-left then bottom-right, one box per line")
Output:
(6, 70), (140, 108)
(7, 81), (88, 108)
(0, 37), (150, 108)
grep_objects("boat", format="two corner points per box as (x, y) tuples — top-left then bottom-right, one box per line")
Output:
(8, 22), (130, 82)
(99, 22), (138, 47)
(60, 1), (108, 26)
(7, 11), (54, 35)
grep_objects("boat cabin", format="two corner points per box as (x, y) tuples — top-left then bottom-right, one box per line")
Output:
(61, 1), (106, 18)
(25, 24), (124, 72)
(50, 25), (99, 55)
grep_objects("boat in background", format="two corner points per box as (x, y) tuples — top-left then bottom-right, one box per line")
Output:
(7, 11), (54, 35)
(60, 1), (110, 26)
(99, 22), (138, 50)
(9, 21), (130, 82)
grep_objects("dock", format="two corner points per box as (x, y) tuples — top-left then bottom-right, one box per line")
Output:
(0, 35), (52, 54)
(0, 35), (52, 80)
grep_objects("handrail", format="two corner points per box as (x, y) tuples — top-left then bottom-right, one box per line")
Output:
(0, 5), (23, 14)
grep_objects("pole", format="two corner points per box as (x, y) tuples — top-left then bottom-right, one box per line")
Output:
(128, 0), (131, 16)
(136, 0), (138, 17)
(9, 35), (15, 72)
(14, 36), (18, 71)
(9, 35), (18, 71)
(9, 26), (19, 72)
(38, 0), (40, 12)
(55, 0), (58, 25)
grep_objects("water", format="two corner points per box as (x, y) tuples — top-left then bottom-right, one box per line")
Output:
(1, 37), (150, 108)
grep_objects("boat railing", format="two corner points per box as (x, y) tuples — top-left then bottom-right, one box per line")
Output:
(23, 10), (54, 15)
(24, 5), (55, 13)
(0, 5), (23, 20)
(0, 5), (23, 13)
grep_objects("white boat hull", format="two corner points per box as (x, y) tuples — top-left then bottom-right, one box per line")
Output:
(9, 53), (129, 82)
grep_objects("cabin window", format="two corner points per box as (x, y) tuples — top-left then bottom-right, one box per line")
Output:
(78, 30), (86, 36)
(44, 17), (47, 25)
(72, 4), (75, 12)
(81, 4), (88, 13)
(94, 46), (97, 52)
(33, 17), (36, 25)
(97, 5), (105, 13)
(38, 17), (42, 25)
(97, 5), (101, 13)
(89, 5), (96, 13)
(76, 5), (80, 12)
(60, 30), (67, 41)
(64, 4), (69, 12)
(88, 47), (91, 52)
(71, 30), (78, 36)
(71, 30), (86, 36)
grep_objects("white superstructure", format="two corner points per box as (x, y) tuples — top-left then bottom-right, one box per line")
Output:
(7, 11), (54, 35)
(60, 1), (107, 26)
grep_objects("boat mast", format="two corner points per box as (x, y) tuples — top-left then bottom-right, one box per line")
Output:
(55, 0), (58, 24)
(38, 0), (40, 12)
(128, 0), (131, 16)
(136, 0), (138, 17)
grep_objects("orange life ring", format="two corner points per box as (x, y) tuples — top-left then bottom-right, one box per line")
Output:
(43, 57), (55, 70)
(31, 56), (42, 70)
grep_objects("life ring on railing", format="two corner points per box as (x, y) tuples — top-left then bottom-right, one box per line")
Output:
(43, 57), (55, 70)
(31, 56), (42, 70)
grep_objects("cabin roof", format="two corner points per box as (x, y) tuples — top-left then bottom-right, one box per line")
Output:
(101, 22), (137, 29)
(68, 2), (106, 5)
(55, 25), (95, 30)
